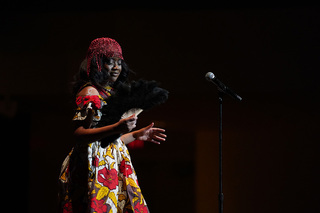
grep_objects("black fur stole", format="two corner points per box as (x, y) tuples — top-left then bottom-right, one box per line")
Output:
(97, 79), (169, 146)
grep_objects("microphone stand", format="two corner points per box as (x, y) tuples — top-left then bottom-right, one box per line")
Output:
(218, 91), (224, 213)
(205, 72), (242, 213)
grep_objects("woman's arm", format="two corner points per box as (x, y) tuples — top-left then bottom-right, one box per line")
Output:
(74, 115), (137, 144)
(121, 122), (166, 145)
(73, 86), (137, 144)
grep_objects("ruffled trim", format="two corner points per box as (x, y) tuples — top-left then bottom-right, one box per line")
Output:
(73, 102), (103, 122)
(73, 95), (106, 123)
(76, 95), (102, 110)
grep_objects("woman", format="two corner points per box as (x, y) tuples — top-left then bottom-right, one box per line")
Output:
(59, 37), (167, 213)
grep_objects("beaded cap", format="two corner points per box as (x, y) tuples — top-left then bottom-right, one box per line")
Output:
(86, 37), (124, 76)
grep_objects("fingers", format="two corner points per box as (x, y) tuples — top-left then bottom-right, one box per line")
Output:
(149, 129), (167, 145)
(157, 133), (167, 138)
(149, 137), (165, 145)
(152, 128), (165, 133)
(118, 115), (138, 133)
(150, 140), (161, 145)
(127, 115), (138, 123)
(147, 122), (154, 129)
(133, 123), (167, 144)
(153, 135), (166, 142)
(127, 119), (137, 131)
(126, 114), (137, 121)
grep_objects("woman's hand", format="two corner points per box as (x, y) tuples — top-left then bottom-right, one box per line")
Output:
(115, 114), (137, 133)
(132, 123), (166, 144)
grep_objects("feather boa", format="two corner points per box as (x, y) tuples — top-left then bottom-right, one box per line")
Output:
(97, 79), (169, 146)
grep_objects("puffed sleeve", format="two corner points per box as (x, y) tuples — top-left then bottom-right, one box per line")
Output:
(72, 95), (105, 123)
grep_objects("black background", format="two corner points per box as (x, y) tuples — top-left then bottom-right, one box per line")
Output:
(1, 1), (319, 212)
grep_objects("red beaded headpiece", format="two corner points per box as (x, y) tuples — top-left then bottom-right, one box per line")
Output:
(86, 37), (124, 76)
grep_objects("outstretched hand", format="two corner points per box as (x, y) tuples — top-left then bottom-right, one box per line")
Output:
(133, 123), (166, 144)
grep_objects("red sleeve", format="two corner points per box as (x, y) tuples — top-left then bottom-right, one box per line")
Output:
(75, 95), (102, 109)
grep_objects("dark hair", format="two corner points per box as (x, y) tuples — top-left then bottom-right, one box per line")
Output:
(72, 56), (133, 97)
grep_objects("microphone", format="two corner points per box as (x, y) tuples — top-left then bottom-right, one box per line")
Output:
(205, 72), (242, 101)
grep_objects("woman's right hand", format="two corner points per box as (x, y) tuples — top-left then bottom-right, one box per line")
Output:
(115, 114), (137, 133)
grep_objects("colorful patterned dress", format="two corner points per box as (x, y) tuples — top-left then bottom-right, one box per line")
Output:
(58, 86), (149, 213)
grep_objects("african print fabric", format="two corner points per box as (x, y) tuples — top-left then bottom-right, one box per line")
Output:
(58, 92), (149, 213)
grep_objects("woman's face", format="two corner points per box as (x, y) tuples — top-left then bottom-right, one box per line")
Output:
(103, 57), (122, 83)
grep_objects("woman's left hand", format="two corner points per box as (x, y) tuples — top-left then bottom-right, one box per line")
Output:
(133, 123), (166, 144)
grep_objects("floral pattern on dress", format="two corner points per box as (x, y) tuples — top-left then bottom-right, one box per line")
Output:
(58, 93), (149, 213)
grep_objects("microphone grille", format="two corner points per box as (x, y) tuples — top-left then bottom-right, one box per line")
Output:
(205, 72), (215, 81)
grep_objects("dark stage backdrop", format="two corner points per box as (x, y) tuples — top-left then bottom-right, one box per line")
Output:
(1, 6), (319, 213)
